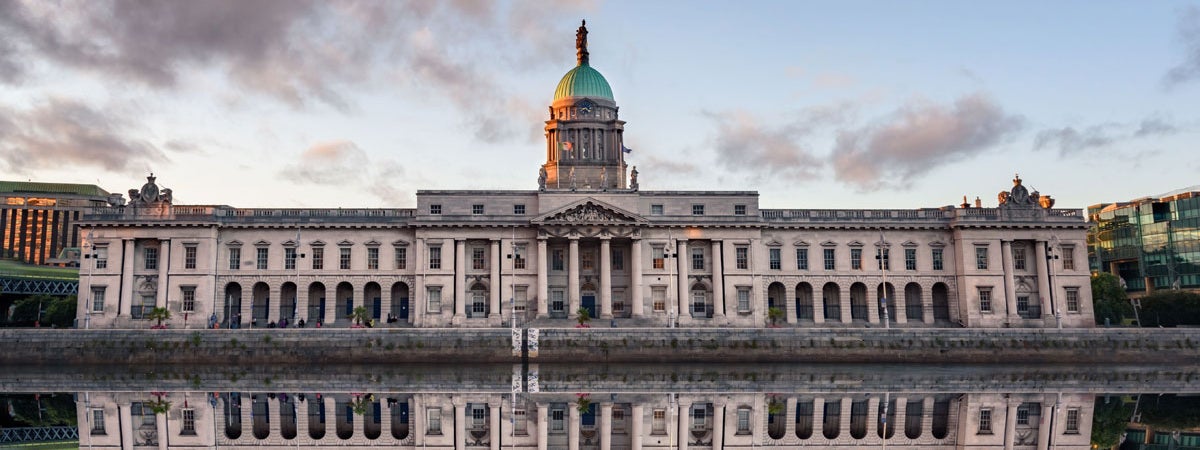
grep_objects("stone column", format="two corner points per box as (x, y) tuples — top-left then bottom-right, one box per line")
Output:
(1036, 241), (1053, 322)
(921, 397), (935, 441)
(1037, 402), (1053, 450)
(537, 238), (549, 318)
(490, 401), (501, 450)
(414, 238), (425, 327)
(353, 399), (366, 441)
(892, 397), (907, 441)
(413, 397), (425, 446)
(631, 238), (643, 317)
(813, 284), (825, 325)
(840, 287), (853, 324)
(630, 404), (644, 450)
(296, 280), (308, 324)
(267, 283), (281, 325)
(923, 284), (935, 325)
(455, 400), (466, 450)
(676, 240), (689, 319)
(568, 404), (580, 450)
(296, 397), (310, 441)
(712, 401), (725, 449)
(324, 282), (337, 326)
(1002, 240), (1017, 323)
(785, 397), (798, 437)
(677, 400), (691, 450)
(600, 402), (613, 450)
(786, 284), (798, 325)
(839, 397), (852, 438)
(490, 239), (501, 321)
(120, 240), (134, 317)
(568, 237), (580, 319)
(537, 403), (549, 450)
(323, 394), (336, 441)
(867, 397), (880, 439)
(455, 240), (466, 324)
(266, 397), (281, 444)
(868, 283), (881, 324)
(156, 403), (168, 450)
(156, 239), (169, 308)
(812, 398), (825, 441)
(896, 284), (908, 325)
(119, 404), (133, 449)
(600, 237), (613, 319)
(711, 241), (725, 319)
(1004, 398), (1018, 450)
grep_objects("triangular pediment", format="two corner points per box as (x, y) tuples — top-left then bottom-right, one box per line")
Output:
(365, 240), (381, 247)
(533, 198), (647, 225)
(928, 241), (947, 248)
(765, 238), (783, 247)
(254, 240), (271, 247)
(847, 240), (865, 247)
(901, 240), (920, 248)
(392, 239), (410, 247)
(793, 240), (810, 247)
(282, 240), (298, 247)
(820, 240), (838, 247)
(337, 240), (354, 247)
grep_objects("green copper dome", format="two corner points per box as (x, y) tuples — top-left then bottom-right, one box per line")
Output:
(553, 63), (614, 101)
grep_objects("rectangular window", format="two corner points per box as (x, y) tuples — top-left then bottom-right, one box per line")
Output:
(1061, 245), (1075, 270)
(652, 246), (665, 269)
(737, 287), (751, 312)
(551, 290), (565, 313)
(429, 246), (441, 269)
(133, 295), (154, 319)
(734, 204), (746, 215)
(1066, 287), (1080, 313)
(932, 248), (944, 271)
(285, 247), (296, 270)
(472, 204), (484, 215)
(978, 287), (993, 313)
(769, 248), (781, 270)
(339, 247), (351, 270)
(692, 247), (704, 270)
(91, 409), (106, 435)
(552, 249), (565, 271)
(611, 248), (623, 271)
(1017, 295), (1029, 314)
(367, 247), (379, 270)
(311, 247), (324, 270)
(184, 245), (197, 269)
(427, 286), (441, 312)
(1013, 246), (1027, 270)
(653, 409), (666, 434)
(514, 286), (528, 312)
(427, 408), (442, 434)
(91, 287), (105, 313)
(472, 247), (486, 270)
(824, 248), (835, 270)
(851, 248), (862, 270)
(513, 245), (527, 270)
(978, 408), (992, 434)
(876, 248), (890, 270)
(1065, 408), (1080, 434)
(1016, 404), (1030, 426)
(905, 248), (917, 271)
(651, 204), (663, 215)
(513, 408), (527, 435)
(181, 286), (195, 313)
(581, 250), (594, 270)
(652, 287), (666, 312)
(551, 409), (565, 432)
(692, 204), (705, 215)
(181, 408), (196, 435)
(228, 247), (241, 270)
(94, 246), (108, 269)
(736, 407), (751, 434)
(613, 290), (625, 313)
(735, 246), (748, 269)
(429, 204), (441, 215)
(976, 246), (989, 270)
(394, 247), (407, 269)
(513, 204), (525, 215)
(256, 247), (268, 270)
(796, 248), (809, 270)
(144, 247), (158, 270)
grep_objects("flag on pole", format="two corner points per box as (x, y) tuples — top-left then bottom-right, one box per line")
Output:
(560, 142), (573, 152)
(622, 145), (633, 154)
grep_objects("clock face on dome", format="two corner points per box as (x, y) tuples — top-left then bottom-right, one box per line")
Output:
(578, 100), (594, 115)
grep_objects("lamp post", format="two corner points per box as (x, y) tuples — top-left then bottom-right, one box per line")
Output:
(1046, 237), (1062, 329)
(665, 234), (678, 329)
(83, 229), (99, 329)
(877, 230), (890, 329)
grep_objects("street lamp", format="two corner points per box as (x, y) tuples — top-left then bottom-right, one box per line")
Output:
(665, 238), (678, 328)
(1046, 236), (1062, 329)
(876, 230), (890, 329)
(82, 229), (99, 329)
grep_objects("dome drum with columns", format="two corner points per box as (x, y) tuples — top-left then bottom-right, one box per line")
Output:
(542, 21), (628, 191)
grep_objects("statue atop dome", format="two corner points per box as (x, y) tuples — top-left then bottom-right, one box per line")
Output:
(576, 20), (589, 65)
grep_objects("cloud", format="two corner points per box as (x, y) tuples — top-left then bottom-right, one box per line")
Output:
(708, 104), (854, 180)
(1164, 6), (1200, 88)
(279, 140), (408, 204)
(830, 94), (1024, 191)
(1034, 115), (1181, 156)
(0, 98), (167, 173)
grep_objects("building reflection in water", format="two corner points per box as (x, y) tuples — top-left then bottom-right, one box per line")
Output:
(75, 390), (1094, 449)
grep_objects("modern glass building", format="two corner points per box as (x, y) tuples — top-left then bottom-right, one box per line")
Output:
(1, 181), (118, 266)
(1088, 187), (1200, 295)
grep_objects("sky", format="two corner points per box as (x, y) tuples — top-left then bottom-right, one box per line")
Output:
(1, 0), (1198, 210)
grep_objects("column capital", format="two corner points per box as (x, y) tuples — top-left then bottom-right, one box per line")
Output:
(599, 235), (612, 241)
(569, 235), (580, 241)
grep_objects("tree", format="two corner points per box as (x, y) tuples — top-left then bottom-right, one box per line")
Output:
(349, 306), (371, 328)
(1091, 396), (1133, 449)
(1140, 291), (1200, 327)
(1091, 272), (1132, 325)
(148, 307), (172, 328)
(43, 296), (77, 328)
(767, 307), (785, 327)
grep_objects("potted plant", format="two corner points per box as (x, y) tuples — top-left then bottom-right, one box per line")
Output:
(576, 393), (592, 414)
(349, 306), (371, 328)
(767, 307), (785, 328)
(576, 307), (591, 328)
(766, 394), (784, 415)
(148, 392), (172, 415)
(148, 307), (172, 329)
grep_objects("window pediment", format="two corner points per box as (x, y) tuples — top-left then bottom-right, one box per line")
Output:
(309, 240), (326, 247)
(392, 239), (410, 247)
(254, 240), (271, 247)
(793, 240), (810, 247)
(847, 240), (865, 247)
(928, 241), (947, 248)
(338, 240), (354, 247)
(901, 240), (920, 248)
(365, 240), (381, 247)
(226, 240), (243, 247)
(281, 240), (298, 248)
(820, 240), (838, 247)
(764, 239), (783, 247)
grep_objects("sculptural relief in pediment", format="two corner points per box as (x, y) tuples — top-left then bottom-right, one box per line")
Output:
(542, 201), (640, 224)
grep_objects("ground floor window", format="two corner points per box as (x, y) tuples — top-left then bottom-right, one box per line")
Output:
(132, 295), (155, 319)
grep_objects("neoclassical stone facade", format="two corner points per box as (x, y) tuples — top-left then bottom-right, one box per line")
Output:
(76, 22), (1093, 330)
